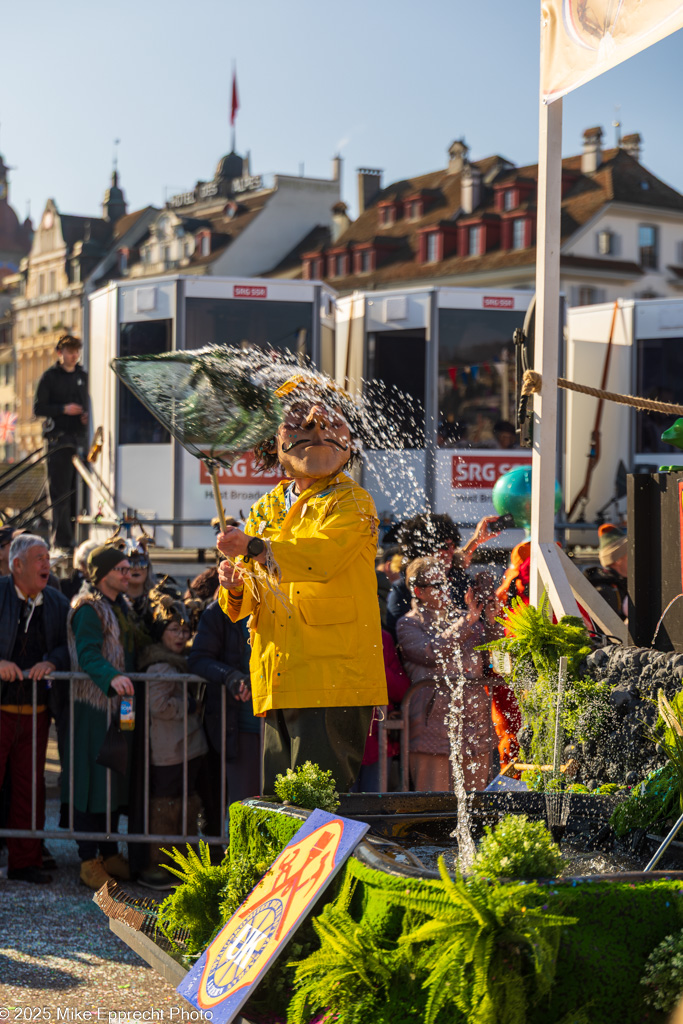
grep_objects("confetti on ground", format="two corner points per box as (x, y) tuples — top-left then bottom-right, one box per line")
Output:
(0, 798), (191, 1013)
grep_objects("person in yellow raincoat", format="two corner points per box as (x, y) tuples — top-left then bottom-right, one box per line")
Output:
(216, 379), (388, 792)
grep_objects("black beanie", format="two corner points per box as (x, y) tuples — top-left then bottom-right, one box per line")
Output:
(88, 544), (127, 585)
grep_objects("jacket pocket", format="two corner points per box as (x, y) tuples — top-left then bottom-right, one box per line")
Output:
(298, 597), (357, 658)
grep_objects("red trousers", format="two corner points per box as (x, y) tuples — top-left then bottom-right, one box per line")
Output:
(0, 709), (49, 870)
(490, 685), (521, 769)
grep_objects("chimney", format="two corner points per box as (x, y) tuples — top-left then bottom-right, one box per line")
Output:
(581, 126), (604, 174)
(620, 132), (642, 162)
(331, 201), (351, 243)
(357, 168), (382, 215)
(331, 154), (342, 182)
(460, 165), (482, 215)
(448, 138), (469, 175)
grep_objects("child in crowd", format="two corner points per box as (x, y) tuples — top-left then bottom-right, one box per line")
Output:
(137, 586), (207, 889)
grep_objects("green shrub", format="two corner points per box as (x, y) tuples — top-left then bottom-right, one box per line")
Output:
(473, 814), (564, 880)
(273, 760), (340, 812)
(641, 928), (683, 1012)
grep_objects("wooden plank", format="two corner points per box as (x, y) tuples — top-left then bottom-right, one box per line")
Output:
(538, 541), (581, 619)
(556, 545), (628, 642)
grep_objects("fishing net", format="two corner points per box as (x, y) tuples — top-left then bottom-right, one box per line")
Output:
(111, 345), (285, 468)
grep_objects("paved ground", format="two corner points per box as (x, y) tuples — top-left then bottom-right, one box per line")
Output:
(0, 734), (193, 1017)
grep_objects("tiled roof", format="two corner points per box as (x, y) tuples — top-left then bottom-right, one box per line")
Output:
(268, 224), (331, 275)
(113, 207), (155, 241)
(311, 146), (683, 290)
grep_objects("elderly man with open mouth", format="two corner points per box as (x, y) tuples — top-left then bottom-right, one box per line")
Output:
(216, 378), (388, 794)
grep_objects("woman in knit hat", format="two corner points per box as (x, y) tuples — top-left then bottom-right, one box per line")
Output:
(136, 585), (207, 890)
(584, 523), (628, 621)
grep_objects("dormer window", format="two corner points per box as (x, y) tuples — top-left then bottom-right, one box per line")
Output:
(426, 233), (439, 262)
(512, 219), (526, 250)
(406, 199), (423, 221)
(468, 225), (482, 256)
(196, 230), (211, 258)
(504, 190), (516, 211)
(379, 205), (396, 227)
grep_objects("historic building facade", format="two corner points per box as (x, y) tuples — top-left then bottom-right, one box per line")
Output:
(10, 174), (155, 454)
(300, 129), (683, 305)
(126, 149), (341, 280)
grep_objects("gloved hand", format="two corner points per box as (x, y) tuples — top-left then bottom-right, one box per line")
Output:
(225, 670), (252, 702)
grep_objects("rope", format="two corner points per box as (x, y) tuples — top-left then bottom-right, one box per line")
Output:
(521, 369), (683, 417)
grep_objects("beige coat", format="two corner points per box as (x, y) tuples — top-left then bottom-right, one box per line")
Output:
(141, 646), (208, 768)
(397, 602), (492, 759)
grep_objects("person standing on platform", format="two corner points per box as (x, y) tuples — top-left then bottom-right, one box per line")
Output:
(216, 378), (388, 793)
(34, 334), (89, 554)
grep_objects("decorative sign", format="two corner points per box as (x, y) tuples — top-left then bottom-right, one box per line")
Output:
(233, 285), (267, 299)
(541, 0), (683, 102)
(177, 810), (369, 1024)
(168, 182), (220, 208)
(482, 296), (515, 310)
(231, 175), (263, 194)
(452, 453), (531, 489)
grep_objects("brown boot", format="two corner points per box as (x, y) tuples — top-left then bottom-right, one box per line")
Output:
(80, 856), (115, 890)
(103, 852), (130, 880)
(138, 797), (182, 891)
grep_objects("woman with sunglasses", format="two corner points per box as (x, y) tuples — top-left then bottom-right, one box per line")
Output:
(396, 557), (496, 793)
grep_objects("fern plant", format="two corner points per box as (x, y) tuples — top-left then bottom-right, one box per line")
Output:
(473, 814), (564, 880)
(397, 857), (576, 1024)
(273, 760), (340, 812)
(156, 841), (231, 956)
(287, 876), (434, 1024)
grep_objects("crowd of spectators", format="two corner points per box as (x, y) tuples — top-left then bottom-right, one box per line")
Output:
(1, 509), (620, 891)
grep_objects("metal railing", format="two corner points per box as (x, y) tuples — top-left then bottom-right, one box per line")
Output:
(377, 679), (439, 792)
(0, 670), (248, 845)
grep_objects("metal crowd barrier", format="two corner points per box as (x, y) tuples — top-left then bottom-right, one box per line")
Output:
(0, 671), (250, 845)
(376, 679), (438, 792)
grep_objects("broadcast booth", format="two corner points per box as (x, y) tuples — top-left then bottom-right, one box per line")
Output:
(87, 275), (336, 549)
(335, 286), (535, 545)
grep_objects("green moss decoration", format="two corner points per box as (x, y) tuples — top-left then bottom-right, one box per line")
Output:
(473, 814), (564, 880)
(641, 928), (683, 1013)
(610, 764), (680, 837)
(273, 761), (340, 812)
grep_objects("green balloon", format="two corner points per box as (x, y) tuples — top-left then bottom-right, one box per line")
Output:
(492, 466), (562, 531)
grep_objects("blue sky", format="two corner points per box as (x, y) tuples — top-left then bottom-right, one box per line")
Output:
(2, 0), (682, 223)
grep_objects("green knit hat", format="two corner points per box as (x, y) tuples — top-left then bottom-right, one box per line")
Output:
(88, 544), (127, 584)
(598, 523), (627, 568)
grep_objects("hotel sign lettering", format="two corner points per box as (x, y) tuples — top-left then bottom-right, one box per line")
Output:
(168, 182), (219, 208)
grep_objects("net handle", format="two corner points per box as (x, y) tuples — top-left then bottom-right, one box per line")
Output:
(207, 461), (227, 532)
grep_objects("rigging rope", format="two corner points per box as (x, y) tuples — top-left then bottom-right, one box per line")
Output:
(521, 369), (683, 417)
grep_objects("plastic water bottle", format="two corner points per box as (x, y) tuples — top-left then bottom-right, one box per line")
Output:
(120, 696), (135, 731)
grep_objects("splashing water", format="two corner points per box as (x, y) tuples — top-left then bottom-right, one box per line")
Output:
(443, 656), (477, 872)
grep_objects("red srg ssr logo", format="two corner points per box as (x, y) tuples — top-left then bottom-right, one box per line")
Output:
(482, 296), (515, 309)
(452, 454), (531, 489)
(200, 455), (284, 486)
(233, 285), (267, 298)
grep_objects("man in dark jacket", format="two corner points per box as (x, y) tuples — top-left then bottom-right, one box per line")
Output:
(187, 600), (259, 832)
(0, 534), (70, 883)
(33, 334), (89, 552)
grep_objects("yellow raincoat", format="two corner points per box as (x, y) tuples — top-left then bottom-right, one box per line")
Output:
(219, 471), (387, 715)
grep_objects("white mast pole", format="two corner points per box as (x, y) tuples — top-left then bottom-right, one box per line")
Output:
(529, 90), (579, 616)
